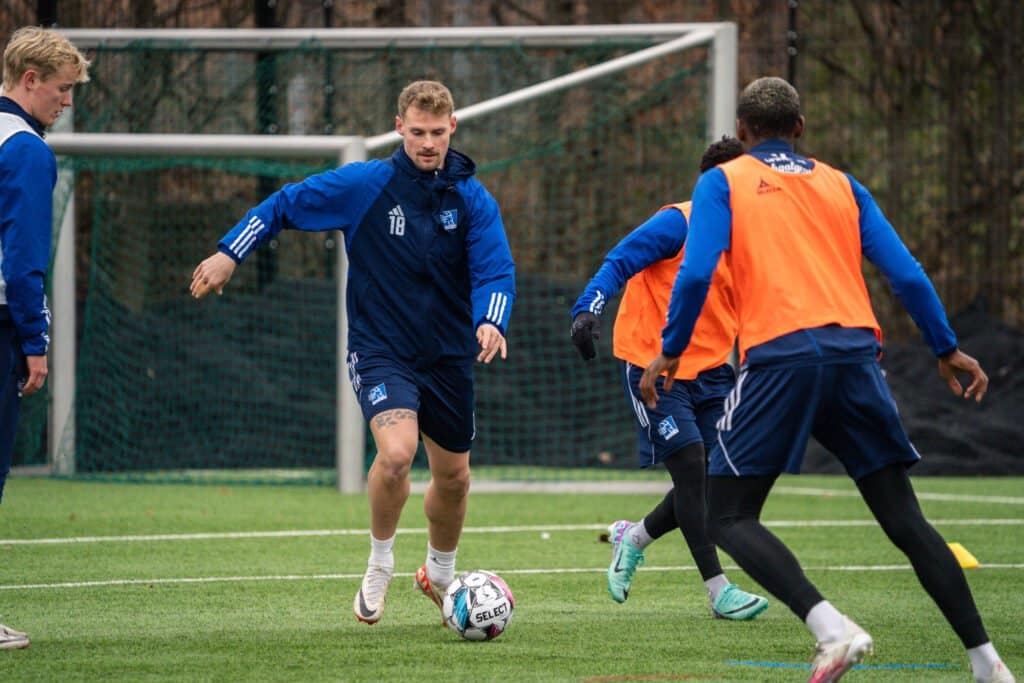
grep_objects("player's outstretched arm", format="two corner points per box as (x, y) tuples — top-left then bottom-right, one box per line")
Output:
(938, 349), (988, 403)
(190, 252), (237, 299)
(476, 323), (507, 364)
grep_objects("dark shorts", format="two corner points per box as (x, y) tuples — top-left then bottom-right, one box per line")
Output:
(346, 351), (475, 453)
(709, 359), (920, 480)
(1, 316), (27, 503)
(622, 361), (735, 468)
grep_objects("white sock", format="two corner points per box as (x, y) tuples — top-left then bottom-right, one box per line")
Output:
(426, 543), (457, 589)
(627, 520), (655, 549)
(805, 601), (846, 643)
(967, 642), (1000, 682)
(705, 574), (730, 602)
(369, 534), (395, 571)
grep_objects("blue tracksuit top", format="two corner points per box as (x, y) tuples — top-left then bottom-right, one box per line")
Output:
(0, 96), (55, 356)
(217, 146), (516, 366)
(662, 140), (957, 366)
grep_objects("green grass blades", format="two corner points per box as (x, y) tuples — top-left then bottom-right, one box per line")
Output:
(1, 475), (1021, 681)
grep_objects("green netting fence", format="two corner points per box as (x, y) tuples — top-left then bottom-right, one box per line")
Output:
(15, 38), (715, 484)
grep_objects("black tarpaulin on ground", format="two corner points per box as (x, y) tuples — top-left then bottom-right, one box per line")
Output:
(804, 302), (1024, 475)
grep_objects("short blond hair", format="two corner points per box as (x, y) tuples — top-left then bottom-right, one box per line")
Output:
(397, 80), (454, 118)
(3, 26), (91, 90)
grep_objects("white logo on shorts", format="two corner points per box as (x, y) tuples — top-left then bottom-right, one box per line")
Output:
(368, 383), (388, 406)
(657, 416), (679, 440)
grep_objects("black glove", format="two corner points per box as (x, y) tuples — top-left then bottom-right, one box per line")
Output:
(570, 311), (601, 361)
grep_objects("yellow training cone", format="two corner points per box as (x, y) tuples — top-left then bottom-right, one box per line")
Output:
(948, 542), (980, 569)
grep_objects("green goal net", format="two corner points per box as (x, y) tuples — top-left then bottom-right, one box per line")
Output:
(21, 31), (723, 485)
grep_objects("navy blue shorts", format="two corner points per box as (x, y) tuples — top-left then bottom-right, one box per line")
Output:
(709, 359), (920, 481)
(346, 352), (475, 453)
(1, 316), (27, 503)
(622, 361), (735, 468)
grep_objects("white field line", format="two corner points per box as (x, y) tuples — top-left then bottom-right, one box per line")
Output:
(2, 518), (1023, 546)
(458, 482), (1024, 502)
(775, 486), (1024, 505)
(3, 563), (1024, 592)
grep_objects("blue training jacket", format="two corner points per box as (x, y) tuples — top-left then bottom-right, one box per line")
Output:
(0, 97), (55, 356)
(217, 146), (516, 366)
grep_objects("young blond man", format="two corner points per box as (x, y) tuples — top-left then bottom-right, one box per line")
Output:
(1, 26), (90, 650)
(192, 80), (516, 626)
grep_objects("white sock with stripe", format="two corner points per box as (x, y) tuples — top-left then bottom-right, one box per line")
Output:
(967, 643), (1001, 682)
(627, 520), (655, 549)
(805, 600), (846, 643)
(369, 534), (395, 571)
(426, 544), (456, 589)
(705, 574), (730, 602)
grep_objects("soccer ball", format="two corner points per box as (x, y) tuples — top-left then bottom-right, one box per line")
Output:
(442, 569), (514, 641)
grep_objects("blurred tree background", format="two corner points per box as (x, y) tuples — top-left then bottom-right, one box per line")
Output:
(2, 0), (1019, 333)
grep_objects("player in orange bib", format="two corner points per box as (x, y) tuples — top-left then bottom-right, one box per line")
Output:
(571, 138), (767, 621)
(641, 77), (1014, 683)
